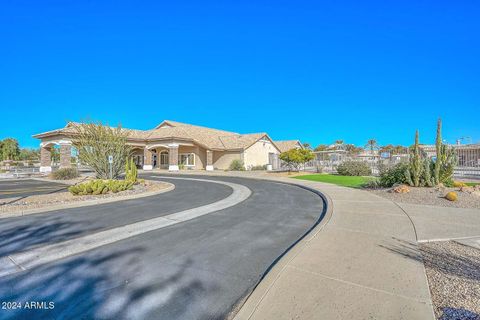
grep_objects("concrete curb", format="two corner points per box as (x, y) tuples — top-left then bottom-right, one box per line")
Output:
(229, 181), (333, 320)
(0, 177), (251, 277)
(0, 181), (175, 219)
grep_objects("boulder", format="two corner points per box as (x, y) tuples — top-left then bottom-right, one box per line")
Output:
(392, 185), (410, 194)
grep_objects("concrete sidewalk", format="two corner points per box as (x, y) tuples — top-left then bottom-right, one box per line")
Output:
(232, 177), (435, 320)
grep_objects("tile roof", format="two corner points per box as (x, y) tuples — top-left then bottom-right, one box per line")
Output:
(218, 133), (268, 150)
(274, 140), (302, 152)
(34, 120), (279, 151)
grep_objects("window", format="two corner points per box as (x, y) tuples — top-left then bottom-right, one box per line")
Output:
(179, 153), (195, 166)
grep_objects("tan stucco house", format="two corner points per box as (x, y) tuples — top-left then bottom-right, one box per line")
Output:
(33, 120), (301, 172)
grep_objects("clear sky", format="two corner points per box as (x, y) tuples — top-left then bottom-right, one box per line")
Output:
(1, 0), (478, 148)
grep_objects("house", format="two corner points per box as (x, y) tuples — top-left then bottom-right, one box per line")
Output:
(274, 140), (303, 153)
(33, 120), (301, 172)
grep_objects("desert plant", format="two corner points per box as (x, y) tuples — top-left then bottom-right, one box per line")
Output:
(445, 191), (458, 201)
(229, 159), (245, 171)
(453, 181), (467, 188)
(423, 158), (434, 187)
(433, 118), (442, 184)
(69, 179), (134, 196)
(70, 120), (132, 179)
(432, 118), (457, 186)
(336, 161), (371, 176)
(51, 167), (79, 180)
(405, 121), (457, 187)
(436, 144), (457, 186)
(405, 130), (424, 187)
(125, 157), (138, 183)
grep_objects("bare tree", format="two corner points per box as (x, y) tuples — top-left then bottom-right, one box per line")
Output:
(70, 120), (132, 179)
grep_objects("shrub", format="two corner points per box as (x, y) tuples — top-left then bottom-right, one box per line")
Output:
(51, 167), (79, 180)
(251, 165), (267, 171)
(229, 159), (245, 171)
(379, 163), (408, 187)
(336, 161), (371, 176)
(445, 191), (457, 201)
(69, 179), (133, 195)
(362, 178), (381, 189)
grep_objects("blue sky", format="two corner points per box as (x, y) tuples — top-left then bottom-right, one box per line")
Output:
(1, 0), (479, 148)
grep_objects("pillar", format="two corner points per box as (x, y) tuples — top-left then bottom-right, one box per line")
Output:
(206, 150), (214, 171)
(168, 144), (179, 171)
(59, 142), (72, 168)
(40, 145), (52, 173)
(143, 147), (153, 170)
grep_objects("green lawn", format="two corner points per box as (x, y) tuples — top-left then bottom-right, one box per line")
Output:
(293, 174), (374, 188)
(465, 182), (480, 187)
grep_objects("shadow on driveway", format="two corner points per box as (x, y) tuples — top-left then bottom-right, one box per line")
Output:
(0, 246), (220, 320)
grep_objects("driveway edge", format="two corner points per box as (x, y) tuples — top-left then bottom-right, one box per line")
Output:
(227, 181), (333, 320)
(0, 181), (175, 219)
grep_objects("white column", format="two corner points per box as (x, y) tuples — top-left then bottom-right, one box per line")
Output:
(206, 150), (214, 171)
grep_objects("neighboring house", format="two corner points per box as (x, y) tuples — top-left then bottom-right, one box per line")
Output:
(355, 150), (380, 163)
(33, 120), (301, 172)
(274, 140), (303, 153)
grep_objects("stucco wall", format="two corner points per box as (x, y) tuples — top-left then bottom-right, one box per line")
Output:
(244, 138), (280, 169)
(178, 145), (206, 169)
(213, 151), (243, 170)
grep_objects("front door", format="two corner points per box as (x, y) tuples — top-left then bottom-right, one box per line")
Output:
(160, 151), (169, 169)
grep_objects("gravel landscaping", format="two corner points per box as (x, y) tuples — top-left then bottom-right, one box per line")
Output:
(0, 180), (171, 215)
(421, 241), (480, 320)
(369, 186), (480, 209)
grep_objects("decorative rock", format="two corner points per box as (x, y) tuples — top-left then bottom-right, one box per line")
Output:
(460, 186), (475, 194)
(392, 185), (410, 194)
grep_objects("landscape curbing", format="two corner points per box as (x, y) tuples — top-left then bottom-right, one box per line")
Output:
(228, 182), (334, 320)
(0, 177), (251, 278)
(0, 180), (175, 219)
(148, 171), (436, 320)
(231, 175), (435, 320)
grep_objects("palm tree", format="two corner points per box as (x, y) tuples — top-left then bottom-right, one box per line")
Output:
(314, 144), (328, 152)
(365, 139), (379, 153)
(379, 144), (394, 159)
(345, 144), (363, 156)
(393, 145), (407, 155)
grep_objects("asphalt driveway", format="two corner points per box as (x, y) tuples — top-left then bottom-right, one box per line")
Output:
(0, 179), (68, 200)
(0, 174), (325, 320)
